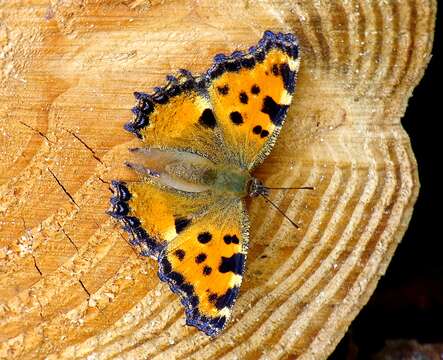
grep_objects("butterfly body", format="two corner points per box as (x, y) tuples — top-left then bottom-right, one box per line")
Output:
(209, 164), (251, 198)
(127, 147), (252, 198)
(109, 30), (300, 336)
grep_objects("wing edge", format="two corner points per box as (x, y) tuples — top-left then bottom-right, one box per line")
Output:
(108, 180), (165, 257)
(204, 30), (299, 84)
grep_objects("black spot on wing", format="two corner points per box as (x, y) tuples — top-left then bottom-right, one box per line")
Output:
(279, 63), (296, 93)
(198, 108), (217, 129)
(252, 125), (262, 135)
(261, 96), (289, 126)
(219, 253), (245, 275)
(217, 84), (229, 95)
(223, 235), (240, 244)
(174, 249), (185, 261)
(260, 130), (269, 138)
(203, 266), (212, 275)
(197, 232), (212, 244)
(251, 84), (260, 94)
(175, 217), (191, 233)
(239, 92), (248, 104)
(230, 111), (244, 125)
(195, 253), (207, 264)
(272, 63), (279, 75)
(215, 287), (240, 310)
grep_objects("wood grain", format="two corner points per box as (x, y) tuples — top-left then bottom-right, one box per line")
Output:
(0, 1), (435, 359)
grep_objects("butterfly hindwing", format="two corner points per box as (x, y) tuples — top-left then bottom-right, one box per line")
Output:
(205, 31), (300, 169)
(109, 180), (213, 257)
(109, 181), (248, 336)
(158, 199), (248, 336)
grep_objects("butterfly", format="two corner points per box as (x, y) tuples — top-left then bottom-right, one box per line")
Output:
(108, 30), (300, 336)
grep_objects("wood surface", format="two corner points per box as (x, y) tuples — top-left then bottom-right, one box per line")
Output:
(0, 1), (436, 359)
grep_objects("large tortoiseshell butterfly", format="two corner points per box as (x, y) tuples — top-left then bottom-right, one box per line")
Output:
(108, 30), (300, 336)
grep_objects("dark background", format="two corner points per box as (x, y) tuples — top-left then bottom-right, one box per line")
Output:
(330, 6), (441, 360)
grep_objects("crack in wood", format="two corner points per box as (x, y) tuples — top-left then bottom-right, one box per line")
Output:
(98, 177), (113, 193)
(97, 177), (110, 184)
(47, 168), (80, 209)
(20, 217), (43, 276)
(19, 121), (54, 144)
(57, 221), (79, 252)
(67, 130), (104, 164)
(78, 279), (91, 298)
(32, 255), (43, 276)
(35, 296), (44, 320)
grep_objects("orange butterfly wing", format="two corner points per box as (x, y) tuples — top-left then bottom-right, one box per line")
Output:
(109, 180), (212, 257)
(206, 31), (300, 169)
(158, 200), (248, 336)
(109, 180), (248, 336)
(125, 70), (227, 163)
(124, 31), (300, 168)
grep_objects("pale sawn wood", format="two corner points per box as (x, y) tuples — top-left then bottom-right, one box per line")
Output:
(0, 1), (436, 359)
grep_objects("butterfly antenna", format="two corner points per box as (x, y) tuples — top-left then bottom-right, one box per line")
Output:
(264, 186), (315, 190)
(260, 193), (299, 229)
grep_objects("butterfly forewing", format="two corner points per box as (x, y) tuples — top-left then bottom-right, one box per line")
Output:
(126, 72), (226, 164)
(206, 31), (300, 169)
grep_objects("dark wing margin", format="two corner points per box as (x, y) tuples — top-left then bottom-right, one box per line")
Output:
(204, 30), (299, 85)
(108, 180), (163, 257)
(124, 70), (206, 139)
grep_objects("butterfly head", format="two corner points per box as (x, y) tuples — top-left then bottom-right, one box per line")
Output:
(248, 177), (269, 197)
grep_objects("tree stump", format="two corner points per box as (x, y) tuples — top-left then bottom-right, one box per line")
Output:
(0, 1), (436, 359)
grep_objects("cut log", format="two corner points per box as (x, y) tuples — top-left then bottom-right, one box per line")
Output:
(0, 1), (436, 359)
